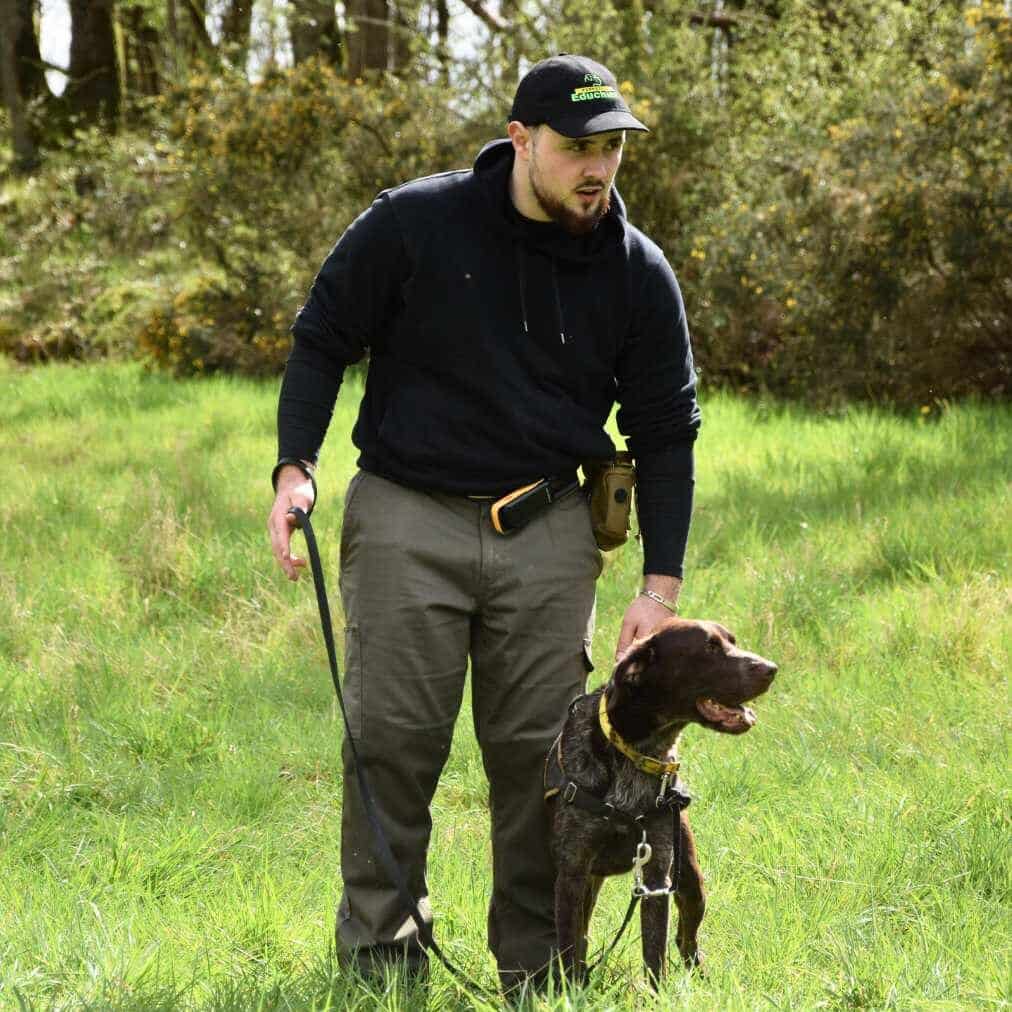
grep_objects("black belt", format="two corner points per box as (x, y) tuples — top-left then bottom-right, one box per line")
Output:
(487, 474), (581, 535)
(467, 473), (579, 501)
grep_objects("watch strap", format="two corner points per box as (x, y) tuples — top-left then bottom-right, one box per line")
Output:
(272, 457), (318, 509)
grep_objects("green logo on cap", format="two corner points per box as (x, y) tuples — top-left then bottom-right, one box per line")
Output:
(583, 73), (604, 86)
(571, 84), (619, 102)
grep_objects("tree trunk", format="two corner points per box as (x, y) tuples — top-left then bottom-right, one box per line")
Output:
(435, 0), (448, 84)
(345, 0), (388, 77)
(0, 0), (38, 169)
(289, 0), (341, 67)
(14, 0), (48, 100)
(390, 0), (411, 73)
(66, 0), (120, 125)
(123, 6), (161, 98)
(220, 0), (253, 69)
(181, 0), (213, 59)
(497, 0), (518, 80)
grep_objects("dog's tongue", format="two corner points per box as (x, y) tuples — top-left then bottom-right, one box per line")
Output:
(696, 697), (757, 734)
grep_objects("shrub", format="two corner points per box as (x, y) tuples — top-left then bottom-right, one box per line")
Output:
(135, 60), (483, 376)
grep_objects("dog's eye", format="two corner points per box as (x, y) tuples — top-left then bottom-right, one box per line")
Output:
(707, 640), (723, 654)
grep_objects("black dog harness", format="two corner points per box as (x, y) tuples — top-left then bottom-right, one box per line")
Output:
(543, 730), (691, 826)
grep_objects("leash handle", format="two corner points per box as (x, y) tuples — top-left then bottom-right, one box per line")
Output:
(287, 507), (497, 1000)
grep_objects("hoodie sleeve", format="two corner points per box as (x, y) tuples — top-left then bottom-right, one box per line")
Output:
(277, 193), (407, 464)
(615, 247), (701, 578)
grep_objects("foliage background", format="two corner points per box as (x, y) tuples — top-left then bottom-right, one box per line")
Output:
(1, 0), (1010, 404)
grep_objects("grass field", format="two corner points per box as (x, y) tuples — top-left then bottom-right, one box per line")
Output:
(1, 360), (1008, 1011)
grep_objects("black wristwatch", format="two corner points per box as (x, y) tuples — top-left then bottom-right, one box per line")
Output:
(272, 457), (318, 509)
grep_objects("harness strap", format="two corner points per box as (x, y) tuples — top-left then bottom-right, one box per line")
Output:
(544, 728), (690, 822)
(288, 508), (497, 1001)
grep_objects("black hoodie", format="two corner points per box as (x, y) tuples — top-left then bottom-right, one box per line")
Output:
(278, 139), (700, 575)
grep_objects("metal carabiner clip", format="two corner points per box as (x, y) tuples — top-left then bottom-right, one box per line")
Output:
(631, 831), (652, 895)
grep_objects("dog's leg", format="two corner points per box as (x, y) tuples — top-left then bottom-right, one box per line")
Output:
(673, 812), (706, 972)
(555, 867), (590, 983)
(580, 875), (603, 958)
(640, 849), (672, 988)
(640, 891), (671, 987)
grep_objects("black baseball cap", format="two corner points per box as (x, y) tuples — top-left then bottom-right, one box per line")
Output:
(509, 54), (648, 137)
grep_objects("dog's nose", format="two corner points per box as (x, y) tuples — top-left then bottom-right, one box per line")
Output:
(751, 659), (777, 680)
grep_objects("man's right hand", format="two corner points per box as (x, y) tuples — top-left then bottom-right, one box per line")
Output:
(268, 465), (317, 581)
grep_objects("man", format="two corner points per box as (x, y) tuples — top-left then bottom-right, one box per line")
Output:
(267, 54), (700, 991)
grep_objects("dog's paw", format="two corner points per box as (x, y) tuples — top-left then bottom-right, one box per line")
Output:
(682, 948), (705, 976)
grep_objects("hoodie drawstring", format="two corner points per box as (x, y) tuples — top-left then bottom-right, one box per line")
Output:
(551, 259), (567, 345)
(516, 241), (568, 346)
(515, 242), (529, 334)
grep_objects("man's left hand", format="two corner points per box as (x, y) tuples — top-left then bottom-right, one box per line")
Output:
(615, 575), (683, 661)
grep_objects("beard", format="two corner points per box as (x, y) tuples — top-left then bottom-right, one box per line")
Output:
(528, 162), (612, 237)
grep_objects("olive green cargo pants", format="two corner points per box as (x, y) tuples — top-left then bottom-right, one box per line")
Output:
(335, 470), (600, 988)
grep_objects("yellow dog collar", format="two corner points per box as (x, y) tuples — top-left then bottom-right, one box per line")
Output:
(598, 692), (679, 777)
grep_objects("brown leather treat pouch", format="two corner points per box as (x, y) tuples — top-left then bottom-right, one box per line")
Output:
(585, 452), (636, 551)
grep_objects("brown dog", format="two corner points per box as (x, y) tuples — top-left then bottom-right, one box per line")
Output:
(545, 617), (778, 985)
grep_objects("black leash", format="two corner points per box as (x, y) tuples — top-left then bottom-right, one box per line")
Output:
(586, 892), (641, 976)
(287, 507), (499, 1001)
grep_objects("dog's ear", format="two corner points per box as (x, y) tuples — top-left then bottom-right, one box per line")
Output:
(613, 640), (656, 686)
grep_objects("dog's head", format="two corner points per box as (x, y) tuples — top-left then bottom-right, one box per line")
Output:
(609, 618), (778, 736)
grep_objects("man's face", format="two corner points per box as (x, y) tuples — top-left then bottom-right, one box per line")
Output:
(524, 125), (625, 236)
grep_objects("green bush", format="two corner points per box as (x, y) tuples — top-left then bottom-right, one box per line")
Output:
(0, 126), (178, 362)
(137, 271), (295, 377)
(675, 0), (1011, 403)
(136, 61), (483, 375)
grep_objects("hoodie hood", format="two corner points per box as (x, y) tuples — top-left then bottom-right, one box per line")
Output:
(473, 138), (627, 264)
(472, 137), (629, 344)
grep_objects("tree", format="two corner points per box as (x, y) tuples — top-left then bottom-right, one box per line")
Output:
(66, 0), (120, 125)
(220, 0), (253, 68)
(14, 0), (48, 101)
(345, 0), (388, 77)
(121, 3), (162, 99)
(289, 0), (341, 67)
(0, 0), (38, 169)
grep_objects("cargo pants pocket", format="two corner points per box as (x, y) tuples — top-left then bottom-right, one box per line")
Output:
(342, 623), (363, 741)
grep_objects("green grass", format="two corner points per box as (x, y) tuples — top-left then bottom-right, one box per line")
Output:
(1, 360), (1008, 1010)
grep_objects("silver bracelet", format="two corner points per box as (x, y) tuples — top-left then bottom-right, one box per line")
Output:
(640, 588), (678, 614)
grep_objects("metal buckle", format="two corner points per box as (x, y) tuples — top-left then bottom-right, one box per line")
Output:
(655, 772), (670, 808)
(563, 782), (578, 804)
